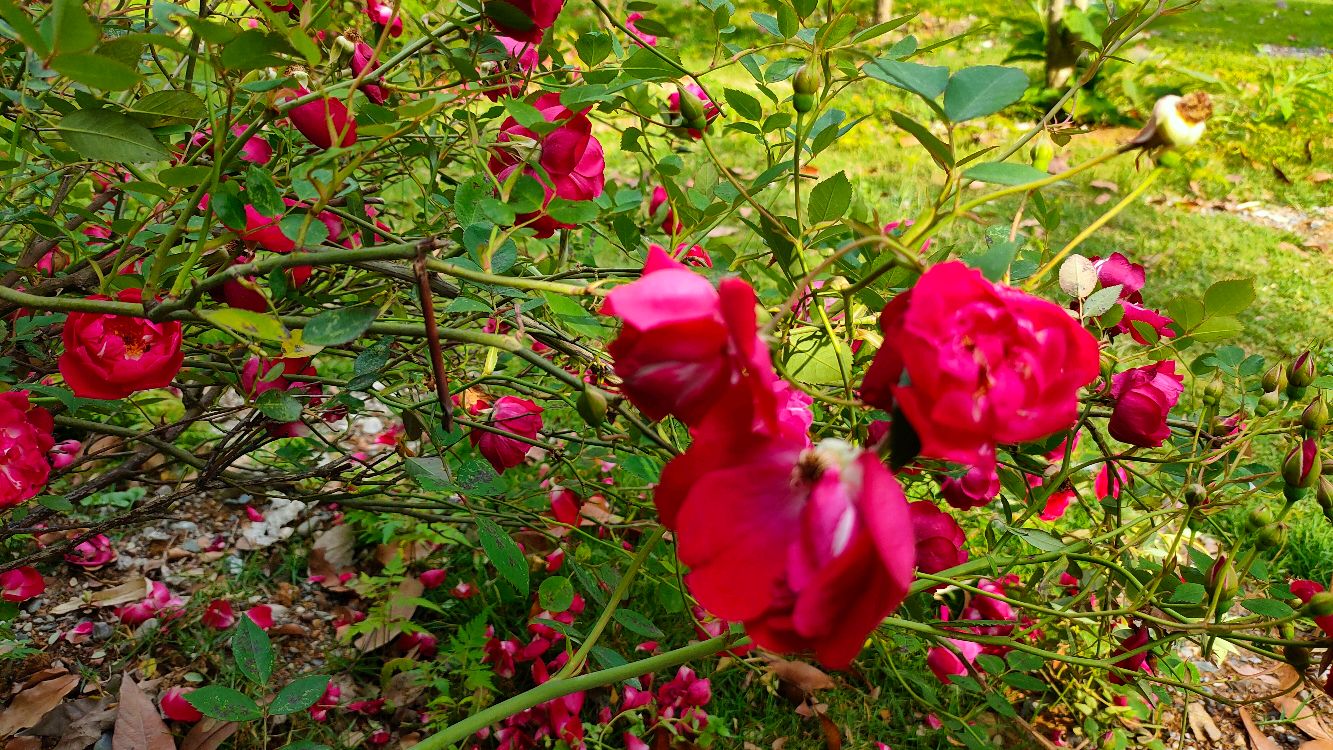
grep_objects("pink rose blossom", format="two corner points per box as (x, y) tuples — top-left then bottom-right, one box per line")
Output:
(0, 391), (54, 508)
(1108, 361), (1183, 447)
(861, 262), (1099, 476)
(470, 396), (544, 473)
(48, 439), (81, 471)
(625, 12), (656, 46)
(0, 566), (44, 602)
(59, 289), (184, 400)
(482, 35), (541, 101)
(364, 0), (402, 36)
(284, 88), (357, 150)
(203, 599), (236, 629)
(64, 534), (116, 568)
(650, 186), (683, 235)
(420, 568), (447, 590)
(486, 0), (565, 44)
(909, 502), (967, 580)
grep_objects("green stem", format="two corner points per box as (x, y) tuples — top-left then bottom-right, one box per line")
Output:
(555, 528), (665, 679)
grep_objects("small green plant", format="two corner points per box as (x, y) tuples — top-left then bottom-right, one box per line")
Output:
(185, 617), (332, 750)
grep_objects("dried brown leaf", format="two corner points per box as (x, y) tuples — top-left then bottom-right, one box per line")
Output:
(1299, 741), (1333, 750)
(179, 719), (238, 750)
(1240, 706), (1282, 750)
(52, 696), (117, 750)
(0, 672), (79, 737)
(763, 655), (835, 695)
(353, 577), (424, 652)
(1187, 703), (1222, 742)
(4, 738), (41, 750)
(816, 713), (842, 750)
(309, 524), (355, 591)
(112, 675), (174, 750)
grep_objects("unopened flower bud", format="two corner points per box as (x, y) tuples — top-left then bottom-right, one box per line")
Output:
(1256, 391), (1281, 416)
(576, 385), (608, 428)
(1307, 591), (1333, 618)
(1290, 352), (1317, 388)
(1262, 364), (1287, 394)
(1247, 506), (1275, 530)
(1256, 523), (1286, 551)
(1206, 555), (1239, 605)
(1283, 438), (1321, 490)
(1184, 483), (1208, 507)
(676, 86), (708, 132)
(1202, 377), (1224, 406)
(792, 64), (820, 113)
(1285, 644), (1311, 670)
(1031, 141), (1055, 173)
(1302, 397), (1328, 433)
(1318, 477), (1333, 510)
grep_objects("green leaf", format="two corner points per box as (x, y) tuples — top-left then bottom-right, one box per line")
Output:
(943, 66), (1030, 122)
(993, 521), (1066, 552)
(477, 517), (528, 597)
(0, 0), (49, 56)
(46, 0), (97, 55)
(185, 686), (263, 722)
(50, 53), (142, 90)
(1203, 278), (1255, 316)
(300, 307), (378, 347)
(890, 111), (952, 169)
(453, 175), (491, 227)
(281, 743), (332, 750)
(269, 675), (331, 715)
(784, 329), (851, 385)
(545, 199), (599, 225)
(806, 171), (852, 224)
(963, 162), (1049, 186)
(198, 307), (287, 341)
(35, 495), (74, 512)
(1002, 673), (1048, 691)
(538, 576), (574, 612)
(1241, 598), (1294, 619)
(1170, 582), (1206, 605)
(220, 29), (298, 71)
(620, 46), (680, 82)
(1082, 285), (1123, 318)
(255, 389), (302, 423)
(724, 88), (763, 121)
(575, 31), (611, 66)
(243, 166), (284, 218)
(232, 616), (273, 685)
(613, 609), (665, 639)
(130, 90), (207, 124)
(864, 59), (949, 100)
(57, 109), (171, 164)
(157, 165), (211, 188)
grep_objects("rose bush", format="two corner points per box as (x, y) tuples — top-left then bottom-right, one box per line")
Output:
(0, 0), (1326, 748)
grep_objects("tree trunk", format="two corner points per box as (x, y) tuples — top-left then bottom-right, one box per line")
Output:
(1044, 0), (1089, 89)
(875, 0), (893, 23)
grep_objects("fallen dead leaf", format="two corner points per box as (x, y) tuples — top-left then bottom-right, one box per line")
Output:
(179, 719), (238, 750)
(309, 524), (355, 591)
(1241, 706), (1283, 750)
(1310, 171), (1332, 184)
(1300, 742), (1333, 750)
(353, 577), (424, 652)
(1275, 695), (1333, 740)
(762, 654), (835, 705)
(52, 696), (118, 750)
(0, 671), (79, 737)
(3, 738), (41, 750)
(816, 712), (842, 750)
(112, 675), (175, 750)
(1187, 703), (1223, 742)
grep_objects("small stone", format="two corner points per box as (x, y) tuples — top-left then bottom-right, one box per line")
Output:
(92, 622), (114, 642)
(169, 521), (199, 534)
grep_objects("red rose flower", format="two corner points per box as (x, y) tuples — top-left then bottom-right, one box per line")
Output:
(657, 391), (915, 667)
(351, 42), (389, 105)
(650, 185), (683, 235)
(909, 501), (967, 579)
(284, 88), (357, 150)
(160, 687), (203, 723)
(486, 0), (565, 44)
(470, 396), (543, 473)
(939, 464), (1000, 510)
(0, 391), (54, 508)
(487, 93), (604, 237)
(1108, 361), (1183, 447)
(59, 289), (184, 400)
(1092, 253), (1175, 344)
(861, 261), (1100, 473)
(601, 245), (777, 427)
(1291, 579), (1333, 636)
(364, 0), (402, 37)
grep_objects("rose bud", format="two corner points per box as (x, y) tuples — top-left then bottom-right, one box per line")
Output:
(1202, 377), (1223, 406)
(1256, 523), (1287, 551)
(1303, 398), (1329, 433)
(1183, 483), (1208, 507)
(675, 84), (709, 132)
(1123, 92), (1212, 151)
(1288, 351), (1317, 399)
(1317, 477), (1333, 511)
(1256, 391), (1281, 416)
(1205, 555), (1239, 608)
(792, 64), (820, 113)
(1262, 363), (1287, 393)
(1283, 438), (1321, 493)
(1247, 506), (1275, 530)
